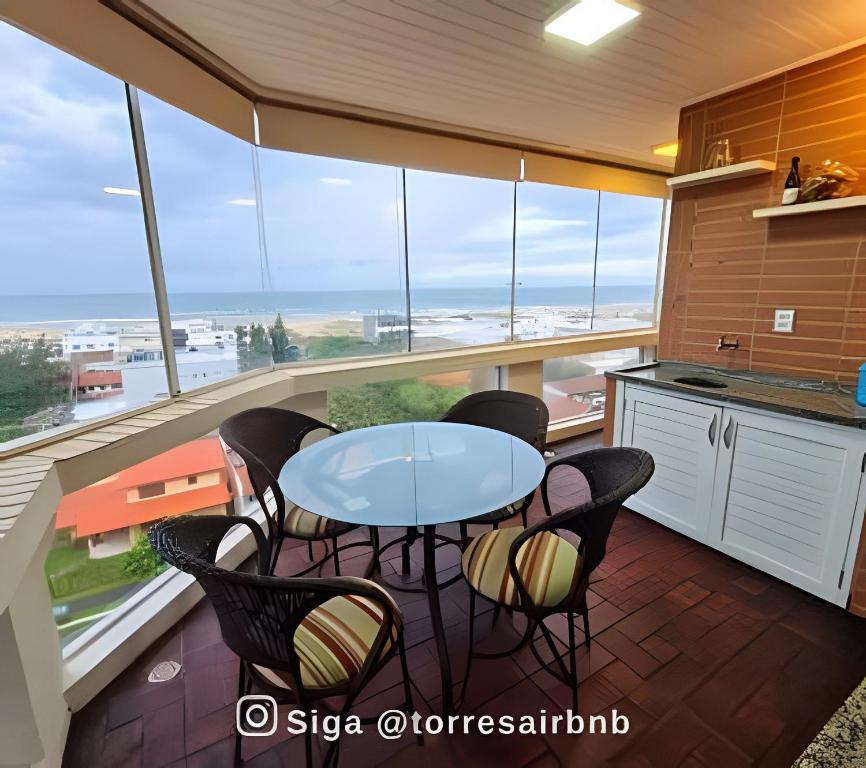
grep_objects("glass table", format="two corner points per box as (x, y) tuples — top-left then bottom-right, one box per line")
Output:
(279, 421), (545, 714)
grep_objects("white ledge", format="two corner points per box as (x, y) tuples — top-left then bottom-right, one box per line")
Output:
(667, 160), (776, 189)
(753, 195), (866, 218)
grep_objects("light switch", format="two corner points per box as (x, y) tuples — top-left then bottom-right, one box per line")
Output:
(773, 308), (795, 333)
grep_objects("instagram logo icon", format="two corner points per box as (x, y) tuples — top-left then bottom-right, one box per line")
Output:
(236, 695), (278, 737)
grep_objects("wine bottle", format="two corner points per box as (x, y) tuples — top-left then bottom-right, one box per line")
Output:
(781, 156), (801, 205)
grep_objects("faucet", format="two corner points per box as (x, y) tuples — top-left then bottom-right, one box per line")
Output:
(717, 335), (740, 351)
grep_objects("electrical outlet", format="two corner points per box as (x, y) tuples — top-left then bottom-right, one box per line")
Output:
(773, 309), (795, 333)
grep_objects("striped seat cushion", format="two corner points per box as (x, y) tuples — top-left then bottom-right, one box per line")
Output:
(252, 591), (399, 691)
(462, 527), (582, 609)
(469, 495), (528, 524)
(262, 487), (349, 539)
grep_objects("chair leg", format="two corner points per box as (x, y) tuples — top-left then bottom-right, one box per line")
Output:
(520, 507), (528, 528)
(581, 604), (591, 647)
(269, 535), (285, 576)
(459, 521), (469, 550)
(567, 611), (578, 712)
(234, 663), (247, 767)
(458, 590), (477, 709)
(307, 540), (315, 562)
(398, 635), (423, 747)
(491, 603), (502, 626)
(331, 536), (341, 576)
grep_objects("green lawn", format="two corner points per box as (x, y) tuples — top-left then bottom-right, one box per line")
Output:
(45, 544), (137, 601)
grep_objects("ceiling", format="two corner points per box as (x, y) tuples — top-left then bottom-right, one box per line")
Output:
(134, 0), (866, 167)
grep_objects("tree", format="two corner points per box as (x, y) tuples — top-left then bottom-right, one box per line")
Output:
(0, 335), (69, 441)
(269, 314), (299, 363)
(327, 379), (469, 432)
(122, 532), (165, 580)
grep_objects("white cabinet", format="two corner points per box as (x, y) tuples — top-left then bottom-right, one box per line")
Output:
(621, 387), (722, 540)
(709, 409), (865, 603)
(616, 383), (866, 606)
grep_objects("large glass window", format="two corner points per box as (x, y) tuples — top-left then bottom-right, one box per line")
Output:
(0, 23), (164, 447)
(405, 171), (515, 350)
(257, 150), (407, 361)
(139, 92), (264, 390)
(543, 348), (640, 423)
(514, 183), (599, 340)
(49, 434), (247, 645)
(593, 192), (664, 331)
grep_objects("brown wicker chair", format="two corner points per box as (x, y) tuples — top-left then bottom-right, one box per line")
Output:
(150, 514), (418, 767)
(460, 447), (654, 709)
(220, 407), (376, 576)
(440, 390), (549, 547)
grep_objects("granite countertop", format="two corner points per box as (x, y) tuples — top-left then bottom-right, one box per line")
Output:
(794, 677), (866, 768)
(605, 361), (866, 428)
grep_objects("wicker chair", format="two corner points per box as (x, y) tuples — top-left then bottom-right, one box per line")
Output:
(150, 515), (418, 768)
(460, 448), (654, 709)
(220, 407), (376, 576)
(440, 390), (549, 547)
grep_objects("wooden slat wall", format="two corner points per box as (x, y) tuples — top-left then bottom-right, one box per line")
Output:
(660, 43), (866, 385)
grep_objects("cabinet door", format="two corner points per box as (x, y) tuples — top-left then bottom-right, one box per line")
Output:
(710, 409), (865, 604)
(622, 387), (722, 541)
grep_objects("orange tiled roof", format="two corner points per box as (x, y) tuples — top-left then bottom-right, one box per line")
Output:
(56, 437), (235, 537)
(78, 371), (122, 387)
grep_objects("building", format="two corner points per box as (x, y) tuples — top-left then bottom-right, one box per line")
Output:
(54, 437), (236, 559)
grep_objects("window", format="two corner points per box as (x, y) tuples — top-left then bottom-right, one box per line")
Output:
(514, 183), (599, 340)
(405, 170), (515, 350)
(257, 150), (407, 361)
(0, 23), (165, 447)
(543, 348), (640, 423)
(138, 92), (262, 389)
(593, 192), (664, 331)
(136, 481), (166, 500)
(327, 368), (498, 431)
(48, 435), (244, 645)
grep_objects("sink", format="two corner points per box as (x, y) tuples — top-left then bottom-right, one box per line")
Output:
(673, 376), (728, 389)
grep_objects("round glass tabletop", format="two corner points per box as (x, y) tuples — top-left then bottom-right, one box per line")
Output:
(279, 421), (545, 527)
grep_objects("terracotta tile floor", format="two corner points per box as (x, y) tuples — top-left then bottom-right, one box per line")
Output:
(62, 435), (866, 768)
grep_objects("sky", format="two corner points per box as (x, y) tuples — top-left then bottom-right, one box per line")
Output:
(0, 21), (664, 298)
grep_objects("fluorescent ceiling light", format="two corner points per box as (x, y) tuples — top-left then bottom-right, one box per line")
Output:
(320, 177), (352, 185)
(651, 141), (679, 158)
(227, 198), (257, 206)
(545, 0), (640, 46)
(103, 186), (140, 197)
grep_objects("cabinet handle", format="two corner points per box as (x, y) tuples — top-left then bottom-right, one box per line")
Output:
(723, 416), (735, 448)
(707, 414), (718, 445)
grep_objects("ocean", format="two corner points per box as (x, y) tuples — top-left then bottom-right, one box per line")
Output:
(0, 286), (654, 324)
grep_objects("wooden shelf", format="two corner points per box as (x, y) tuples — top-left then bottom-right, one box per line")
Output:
(667, 160), (776, 189)
(752, 195), (866, 219)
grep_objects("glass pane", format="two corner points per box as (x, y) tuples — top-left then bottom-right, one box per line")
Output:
(514, 182), (599, 340)
(0, 23), (165, 447)
(405, 170), (514, 350)
(543, 348), (640, 422)
(138, 91), (262, 389)
(49, 433), (247, 645)
(327, 368), (497, 431)
(257, 150), (407, 361)
(593, 192), (664, 331)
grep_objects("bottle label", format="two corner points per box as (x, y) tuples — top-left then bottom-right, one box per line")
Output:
(781, 187), (799, 205)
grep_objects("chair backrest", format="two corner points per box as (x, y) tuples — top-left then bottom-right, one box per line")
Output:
(150, 514), (398, 698)
(440, 390), (550, 452)
(513, 448), (654, 612)
(219, 407), (338, 528)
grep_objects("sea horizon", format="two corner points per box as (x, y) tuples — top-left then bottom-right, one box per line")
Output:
(0, 285), (654, 325)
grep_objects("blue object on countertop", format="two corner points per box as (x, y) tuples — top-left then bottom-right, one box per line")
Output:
(858, 363), (866, 407)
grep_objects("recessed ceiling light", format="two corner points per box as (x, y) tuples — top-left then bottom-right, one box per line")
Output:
(651, 141), (679, 158)
(320, 177), (352, 185)
(227, 198), (257, 206)
(545, 0), (640, 46)
(103, 186), (140, 196)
